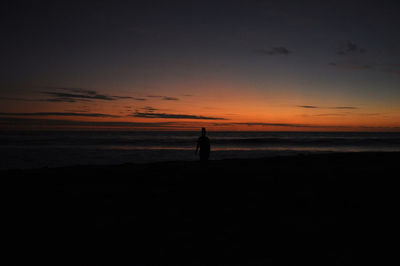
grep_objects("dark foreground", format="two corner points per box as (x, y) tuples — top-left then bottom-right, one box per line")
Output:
(4, 152), (397, 265)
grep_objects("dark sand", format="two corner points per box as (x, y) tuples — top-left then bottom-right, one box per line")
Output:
(4, 152), (397, 265)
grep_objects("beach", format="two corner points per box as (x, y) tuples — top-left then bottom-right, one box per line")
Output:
(4, 152), (397, 265)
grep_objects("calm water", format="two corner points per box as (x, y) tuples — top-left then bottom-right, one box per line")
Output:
(1, 131), (400, 169)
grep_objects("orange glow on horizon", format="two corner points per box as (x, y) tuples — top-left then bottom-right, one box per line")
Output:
(0, 81), (399, 131)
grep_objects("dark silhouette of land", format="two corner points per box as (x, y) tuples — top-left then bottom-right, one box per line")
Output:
(195, 127), (210, 161)
(3, 152), (397, 265)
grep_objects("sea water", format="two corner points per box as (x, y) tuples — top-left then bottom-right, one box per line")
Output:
(1, 131), (399, 169)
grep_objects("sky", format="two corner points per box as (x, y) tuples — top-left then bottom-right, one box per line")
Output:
(1, 0), (400, 131)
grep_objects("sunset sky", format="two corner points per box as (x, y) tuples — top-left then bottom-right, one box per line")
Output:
(1, 0), (399, 131)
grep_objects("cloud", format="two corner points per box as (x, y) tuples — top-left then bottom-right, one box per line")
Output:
(329, 61), (400, 75)
(379, 64), (400, 75)
(383, 69), (400, 75)
(337, 41), (366, 55)
(314, 113), (348, 117)
(298, 105), (318, 109)
(214, 122), (355, 129)
(41, 88), (133, 102)
(132, 97), (147, 101)
(331, 106), (358, 110)
(231, 122), (315, 128)
(162, 96), (179, 101)
(140, 106), (158, 112)
(329, 62), (370, 70)
(254, 46), (291, 55)
(0, 117), (177, 128)
(297, 105), (358, 110)
(218, 122), (359, 129)
(221, 122), (400, 130)
(0, 97), (39, 102)
(64, 109), (90, 113)
(146, 95), (180, 101)
(357, 113), (385, 116)
(0, 112), (121, 118)
(131, 112), (227, 120)
(57, 88), (97, 94)
(2, 117), (397, 131)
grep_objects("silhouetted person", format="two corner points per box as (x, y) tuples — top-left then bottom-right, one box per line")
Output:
(195, 128), (210, 161)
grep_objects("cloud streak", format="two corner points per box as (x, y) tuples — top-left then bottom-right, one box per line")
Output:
(298, 105), (318, 109)
(331, 106), (358, 110)
(297, 105), (358, 110)
(337, 41), (366, 55)
(146, 95), (180, 101)
(162, 96), (179, 101)
(231, 122), (315, 128)
(132, 112), (227, 120)
(0, 97), (40, 102)
(329, 61), (400, 75)
(254, 46), (291, 55)
(41, 88), (133, 102)
(329, 62), (370, 70)
(0, 117), (178, 128)
(380, 64), (400, 75)
(1, 117), (398, 131)
(215, 122), (400, 130)
(140, 106), (159, 112)
(131, 97), (147, 101)
(0, 112), (121, 118)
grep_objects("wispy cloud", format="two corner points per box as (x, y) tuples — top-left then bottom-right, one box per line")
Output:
(0, 117), (177, 128)
(328, 62), (370, 70)
(231, 122), (315, 128)
(313, 113), (348, 117)
(254, 46), (292, 55)
(140, 106), (158, 112)
(302, 111), (385, 118)
(0, 112), (121, 118)
(329, 61), (400, 75)
(64, 109), (90, 113)
(0, 97), (41, 102)
(1, 89), (181, 103)
(131, 97), (147, 101)
(383, 69), (400, 75)
(146, 95), (180, 101)
(215, 122), (400, 130)
(131, 112), (227, 120)
(297, 105), (358, 110)
(329, 42), (400, 75)
(379, 63), (400, 75)
(298, 105), (318, 109)
(41, 88), (133, 102)
(331, 106), (358, 110)
(162, 96), (179, 101)
(214, 122), (353, 129)
(1, 117), (397, 131)
(357, 113), (385, 116)
(337, 41), (366, 55)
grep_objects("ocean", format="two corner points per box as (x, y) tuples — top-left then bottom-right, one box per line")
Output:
(1, 130), (399, 169)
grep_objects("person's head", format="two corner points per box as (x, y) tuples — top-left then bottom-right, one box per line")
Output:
(201, 127), (206, 137)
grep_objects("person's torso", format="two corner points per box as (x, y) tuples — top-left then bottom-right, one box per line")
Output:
(198, 136), (210, 151)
